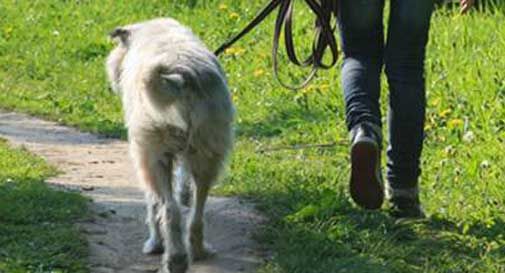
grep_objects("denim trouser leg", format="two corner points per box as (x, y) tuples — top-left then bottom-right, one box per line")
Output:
(385, 0), (434, 188)
(338, 0), (434, 189)
(338, 0), (385, 132)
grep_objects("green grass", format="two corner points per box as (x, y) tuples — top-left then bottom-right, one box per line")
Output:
(0, 139), (88, 273)
(1, 1), (504, 272)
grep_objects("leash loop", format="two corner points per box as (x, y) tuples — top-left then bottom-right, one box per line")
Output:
(215, 0), (340, 90)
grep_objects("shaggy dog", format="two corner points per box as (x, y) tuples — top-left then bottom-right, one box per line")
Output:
(106, 18), (234, 273)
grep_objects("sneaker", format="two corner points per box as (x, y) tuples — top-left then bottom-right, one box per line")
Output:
(385, 184), (425, 219)
(349, 122), (384, 210)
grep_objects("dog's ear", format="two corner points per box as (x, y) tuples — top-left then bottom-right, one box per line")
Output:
(109, 27), (130, 45)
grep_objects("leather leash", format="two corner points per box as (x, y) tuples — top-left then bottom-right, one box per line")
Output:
(214, 0), (340, 90)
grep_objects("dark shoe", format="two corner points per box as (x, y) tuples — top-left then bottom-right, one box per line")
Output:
(349, 122), (384, 210)
(386, 185), (425, 219)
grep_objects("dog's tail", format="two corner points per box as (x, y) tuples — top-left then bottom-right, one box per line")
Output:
(158, 72), (185, 94)
(140, 53), (228, 106)
(143, 62), (187, 97)
(143, 60), (222, 100)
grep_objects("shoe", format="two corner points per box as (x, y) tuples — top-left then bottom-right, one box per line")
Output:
(349, 122), (384, 210)
(385, 184), (425, 219)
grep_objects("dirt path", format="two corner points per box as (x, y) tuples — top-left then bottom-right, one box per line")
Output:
(0, 111), (266, 273)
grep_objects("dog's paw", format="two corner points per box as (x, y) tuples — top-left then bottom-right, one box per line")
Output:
(160, 253), (188, 273)
(143, 237), (164, 255)
(191, 243), (216, 261)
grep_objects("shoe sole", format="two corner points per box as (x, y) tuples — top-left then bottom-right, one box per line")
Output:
(350, 140), (384, 210)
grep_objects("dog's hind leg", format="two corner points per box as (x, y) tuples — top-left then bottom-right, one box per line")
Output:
(132, 144), (188, 272)
(131, 143), (164, 255)
(174, 160), (192, 207)
(158, 152), (188, 273)
(186, 153), (222, 261)
(143, 191), (164, 254)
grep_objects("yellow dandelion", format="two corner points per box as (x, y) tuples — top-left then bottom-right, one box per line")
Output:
(230, 87), (239, 102)
(3, 26), (13, 39)
(254, 69), (265, 77)
(302, 86), (313, 95)
(427, 114), (436, 125)
(3, 26), (13, 35)
(224, 46), (246, 56)
(439, 109), (452, 118)
(219, 3), (228, 11)
(236, 48), (246, 55)
(224, 48), (235, 55)
(431, 98), (441, 107)
(447, 118), (464, 128)
(229, 12), (240, 19)
(319, 84), (330, 92)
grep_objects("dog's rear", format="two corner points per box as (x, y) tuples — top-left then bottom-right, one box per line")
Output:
(106, 18), (234, 273)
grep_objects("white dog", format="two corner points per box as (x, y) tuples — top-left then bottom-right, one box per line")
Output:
(106, 18), (234, 273)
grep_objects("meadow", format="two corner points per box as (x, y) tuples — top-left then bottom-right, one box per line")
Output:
(0, 1), (504, 272)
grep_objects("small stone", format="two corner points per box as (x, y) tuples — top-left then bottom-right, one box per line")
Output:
(98, 212), (109, 218)
(463, 131), (475, 142)
(480, 160), (491, 169)
(82, 186), (95, 191)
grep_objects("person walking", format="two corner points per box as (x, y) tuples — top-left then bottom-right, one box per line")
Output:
(340, 0), (474, 218)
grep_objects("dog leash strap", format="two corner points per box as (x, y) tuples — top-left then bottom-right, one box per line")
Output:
(272, 0), (318, 89)
(214, 0), (282, 56)
(215, 0), (339, 90)
(283, 0), (311, 67)
(306, 0), (339, 69)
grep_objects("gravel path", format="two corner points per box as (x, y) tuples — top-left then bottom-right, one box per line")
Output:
(0, 111), (266, 273)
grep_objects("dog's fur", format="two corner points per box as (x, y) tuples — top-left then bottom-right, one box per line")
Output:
(106, 18), (234, 273)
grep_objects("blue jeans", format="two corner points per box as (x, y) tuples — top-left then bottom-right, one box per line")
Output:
(338, 0), (434, 188)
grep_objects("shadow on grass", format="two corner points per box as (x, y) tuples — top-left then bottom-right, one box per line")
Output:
(0, 179), (88, 272)
(79, 118), (126, 140)
(236, 106), (329, 139)
(248, 186), (504, 273)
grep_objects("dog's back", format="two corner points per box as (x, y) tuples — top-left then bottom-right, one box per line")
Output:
(106, 18), (235, 272)
(107, 18), (234, 156)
